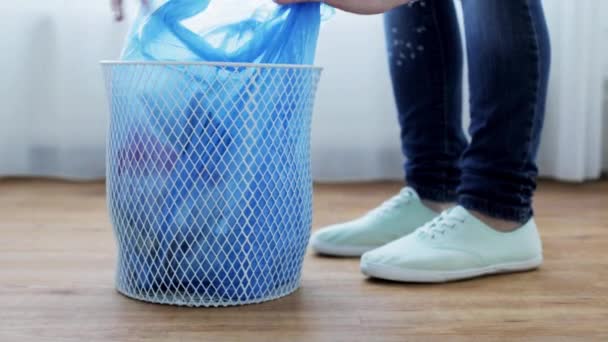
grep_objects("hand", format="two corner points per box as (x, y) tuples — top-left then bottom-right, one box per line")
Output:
(274, 0), (412, 14)
(111, 0), (149, 21)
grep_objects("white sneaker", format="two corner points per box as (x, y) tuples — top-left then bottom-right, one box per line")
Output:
(360, 206), (543, 282)
(311, 187), (438, 257)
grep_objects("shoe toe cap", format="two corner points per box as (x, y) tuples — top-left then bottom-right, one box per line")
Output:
(311, 225), (343, 245)
(362, 246), (483, 272)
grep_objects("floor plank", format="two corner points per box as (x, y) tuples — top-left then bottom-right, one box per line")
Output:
(0, 179), (607, 341)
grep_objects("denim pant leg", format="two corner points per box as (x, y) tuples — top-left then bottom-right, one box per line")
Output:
(458, 0), (551, 223)
(385, 0), (468, 202)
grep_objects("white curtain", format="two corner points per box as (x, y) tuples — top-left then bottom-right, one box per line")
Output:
(1, 1), (607, 182)
(536, 1), (608, 180)
(0, 1), (129, 179)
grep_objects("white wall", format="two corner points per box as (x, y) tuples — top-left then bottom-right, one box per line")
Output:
(0, 1), (130, 178)
(312, 12), (403, 181)
(603, 83), (608, 172)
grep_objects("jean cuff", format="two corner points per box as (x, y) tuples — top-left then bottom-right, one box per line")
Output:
(410, 184), (458, 203)
(458, 194), (533, 224)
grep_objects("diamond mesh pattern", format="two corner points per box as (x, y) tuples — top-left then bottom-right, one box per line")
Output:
(102, 62), (321, 307)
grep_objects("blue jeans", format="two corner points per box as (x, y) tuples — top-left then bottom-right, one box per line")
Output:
(385, 0), (551, 223)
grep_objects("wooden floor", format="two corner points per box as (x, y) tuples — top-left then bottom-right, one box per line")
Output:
(1, 179), (607, 341)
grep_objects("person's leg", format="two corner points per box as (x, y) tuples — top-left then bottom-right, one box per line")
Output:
(309, 0), (465, 257)
(361, 0), (550, 282)
(385, 0), (467, 209)
(458, 0), (551, 227)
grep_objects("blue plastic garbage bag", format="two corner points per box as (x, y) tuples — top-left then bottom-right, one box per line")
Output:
(110, 0), (324, 303)
(122, 0), (327, 65)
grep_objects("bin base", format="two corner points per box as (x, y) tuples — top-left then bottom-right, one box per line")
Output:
(115, 281), (302, 307)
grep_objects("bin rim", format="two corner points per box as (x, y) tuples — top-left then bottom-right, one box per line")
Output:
(100, 60), (322, 71)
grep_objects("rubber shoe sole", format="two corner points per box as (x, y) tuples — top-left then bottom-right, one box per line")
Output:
(360, 256), (543, 283)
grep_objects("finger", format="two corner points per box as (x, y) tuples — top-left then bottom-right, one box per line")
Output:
(111, 0), (124, 21)
(274, 0), (321, 4)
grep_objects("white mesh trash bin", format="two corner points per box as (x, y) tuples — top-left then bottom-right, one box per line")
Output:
(102, 61), (322, 307)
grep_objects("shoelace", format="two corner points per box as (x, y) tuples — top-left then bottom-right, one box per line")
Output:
(418, 209), (466, 239)
(371, 188), (415, 216)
